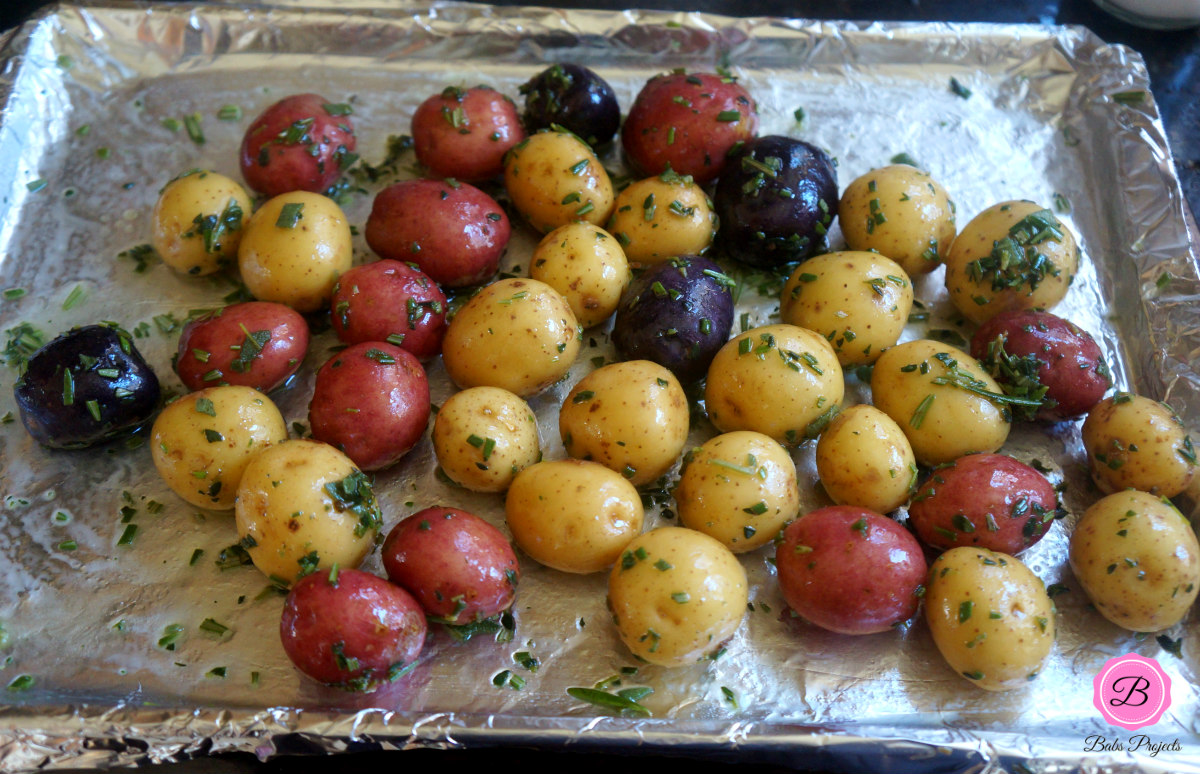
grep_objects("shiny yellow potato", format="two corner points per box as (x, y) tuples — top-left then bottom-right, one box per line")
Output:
(442, 278), (581, 397)
(503, 129), (614, 233)
(530, 223), (631, 328)
(1081, 393), (1197, 497)
(839, 164), (956, 276)
(607, 526), (747, 667)
(815, 404), (917, 513)
(871, 339), (1010, 466)
(704, 324), (844, 446)
(559, 360), (688, 487)
(151, 385), (287, 510)
(605, 172), (717, 264)
(234, 439), (381, 585)
(1069, 490), (1200, 632)
(780, 251), (914, 366)
(674, 431), (800, 553)
(237, 191), (353, 312)
(152, 170), (251, 276)
(925, 547), (1055, 691)
(505, 459), (643, 573)
(944, 200), (1078, 325)
(432, 386), (541, 493)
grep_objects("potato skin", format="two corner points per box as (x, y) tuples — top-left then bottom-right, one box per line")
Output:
(607, 526), (747, 666)
(506, 459), (643, 574)
(775, 506), (926, 634)
(1080, 393), (1197, 497)
(503, 129), (615, 233)
(925, 547), (1055, 691)
(152, 170), (251, 276)
(530, 223), (631, 329)
(838, 164), (956, 276)
(151, 385), (287, 510)
(1068, 490), (1200, 632)
(239, 94), (357, 197)
(175, 301), (309, 392)
(364, 179), (510, 288)
(329, 260), (447, 361)
(431, 386), (540, 493)
(815, 404), (916, 514)
(908, 453), (1057, 554)
(520, 63), (620, 147)
(381, 507), (519, 623)
(280, 569), (426, 691)
(442, 278), (581, 397)
(308, 342), (430, 472)
(605, 173), (717, 264)
(411, 85), (524, 182)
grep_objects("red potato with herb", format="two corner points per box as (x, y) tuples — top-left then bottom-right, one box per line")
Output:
(365, 179), (510, 288)
(174, 301), (309, 392)
(308, 342), (431, 472)
(381, 507), (520, 624)
(411, 85), (525, 182)
(239, 93), (357, 197)
(329, 260), (447, 361)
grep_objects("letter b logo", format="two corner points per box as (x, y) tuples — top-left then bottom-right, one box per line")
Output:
(1094, 654), (1171, 730)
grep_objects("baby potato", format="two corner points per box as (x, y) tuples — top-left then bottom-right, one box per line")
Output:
(839, 164), (956, 276)
(704, 324), (844, 446)
(151, 386), (287, 510)
(152, 170), (251, 277)
(235, 439), (382, 585)
(871, 339), (1010, 466)
(442, 278), (581, 397)
(780, 251), (914, 366)
(605, 172), (717, 264)
(607, 526), (748, 667)
(432, 386), (541, 493)
(1081, 393), (1197, 497)
(503, 129), (614, 233)
(815, 404), (916, 514)
(675, 431), (800, 553)
(559, 360), (689, 487)
(505, 459), (643, 574)
(530, 222), (631, 328)
(944, 200), (1078, 325)
(925, 547), (1056, 691)
(238, 191), (352, 312)
(1069, 490), (1200, 632)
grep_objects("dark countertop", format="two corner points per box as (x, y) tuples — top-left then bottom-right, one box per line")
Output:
(0, 2), (1196, 774)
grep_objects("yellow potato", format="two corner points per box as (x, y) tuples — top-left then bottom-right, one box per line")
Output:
(151, 385), (287, 510)
(505, 459), (643, 573)
(925, 547), (1055, 691)
(234, 439), (381, 585)
(839, 164), (956, 276)
(503, 129), (614, 233)
(605, 172), (716, 264)
(529, 223), (631, 328)
(442, 278), (581, 397)
(780, 251), (914, 366)
(815, 404), (917, 513)
(944, 200), (1078, 325)
(432, 386), (541, 493)
(559, 360), (688, 487)
(152, 170), (251, 276)
(237, 191), (353, 312)
(607, 526), (747, 667)
(674, 431), (800, 553)
(1081, 393), (1197, 497)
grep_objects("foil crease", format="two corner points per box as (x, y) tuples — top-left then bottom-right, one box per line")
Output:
(0, 2), (1198, 772)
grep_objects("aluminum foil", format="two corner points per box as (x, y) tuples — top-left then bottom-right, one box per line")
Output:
(0, 1), (1198, 772)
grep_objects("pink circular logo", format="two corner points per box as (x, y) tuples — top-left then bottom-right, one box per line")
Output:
(1093, 653), (1172, 730)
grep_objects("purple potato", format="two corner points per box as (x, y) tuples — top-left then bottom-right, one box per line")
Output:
(520, 64), (620, 148)
(713, 135), (838, 268)
(611, 256), (735, 383)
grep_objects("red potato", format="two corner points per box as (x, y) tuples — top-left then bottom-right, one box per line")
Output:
(365, 179), (511, 288)
(908, 454), (1058, 554)
(280, 568), (426, 691)
(381, 507), (519, 623)
(174, 301), (309, 392)
(308, 342), (430, 471)
(330, 260), (448, 361)
(239, 93), (357, 197)
(970, 309), (1111, 422)
(775, 506), (927, 635)
(621, 71), (758, 184)
(411, 85), (525, 182)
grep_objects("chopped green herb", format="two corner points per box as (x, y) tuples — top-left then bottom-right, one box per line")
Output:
(275, 202), (304, 228)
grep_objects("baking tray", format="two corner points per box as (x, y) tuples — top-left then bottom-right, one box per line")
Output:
(0, 2), (1198, 772)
